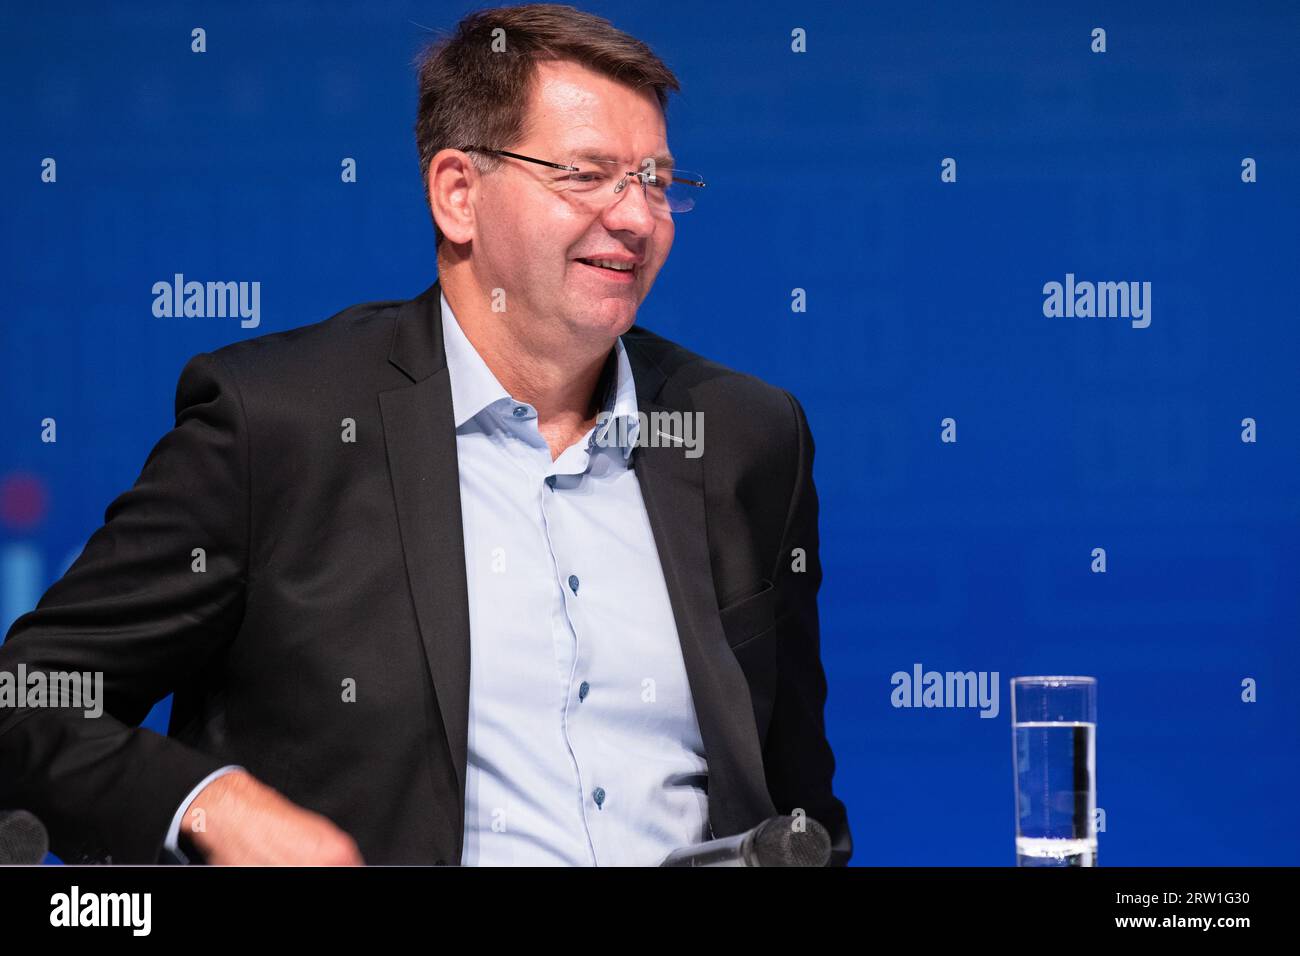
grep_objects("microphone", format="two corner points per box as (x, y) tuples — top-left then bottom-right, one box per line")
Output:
(659, 815), (831, 867)
(0, 810), (49, 865)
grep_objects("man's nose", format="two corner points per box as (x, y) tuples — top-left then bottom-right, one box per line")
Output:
(601, 175), (658, 236)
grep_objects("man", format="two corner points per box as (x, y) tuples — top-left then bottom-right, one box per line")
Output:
(0, 4), (851, 866)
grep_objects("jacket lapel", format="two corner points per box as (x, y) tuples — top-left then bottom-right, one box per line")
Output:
(378, 281), (472, 849)
(622, 339), (778, 838)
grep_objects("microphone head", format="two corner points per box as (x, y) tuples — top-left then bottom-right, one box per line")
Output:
(0, 810), (50, 865)
(750, 815), (832, 867)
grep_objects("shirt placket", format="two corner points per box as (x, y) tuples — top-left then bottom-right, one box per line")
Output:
(534, 427), (609, 865)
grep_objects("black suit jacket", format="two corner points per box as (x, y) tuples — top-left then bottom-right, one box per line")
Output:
(0, 280), (852, 865)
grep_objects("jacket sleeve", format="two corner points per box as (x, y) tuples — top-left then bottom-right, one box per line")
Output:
(762, 390), (854, 866)
(0, 351), (249, 863)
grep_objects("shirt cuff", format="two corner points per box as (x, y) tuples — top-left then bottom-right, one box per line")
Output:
(162, 764), (245, 864)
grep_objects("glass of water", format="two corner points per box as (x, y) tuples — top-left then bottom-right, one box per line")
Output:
(1011, 676), (1097, 866)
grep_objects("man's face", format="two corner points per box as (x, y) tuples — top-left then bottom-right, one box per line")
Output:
(469, 59), (675, 341)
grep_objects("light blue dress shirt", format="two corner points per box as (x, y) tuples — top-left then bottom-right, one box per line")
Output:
(165, 292), (710, 865)
(443, 292), (710, 866)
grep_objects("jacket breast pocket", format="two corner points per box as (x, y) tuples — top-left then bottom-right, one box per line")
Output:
(718, 579), (778, 649)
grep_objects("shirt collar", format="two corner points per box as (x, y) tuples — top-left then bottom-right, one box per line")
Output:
(440, 291), (510, 428)
(439, 291), (641, 458)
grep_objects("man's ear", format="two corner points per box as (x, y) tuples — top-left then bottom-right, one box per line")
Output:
(428, 148), (478, 246)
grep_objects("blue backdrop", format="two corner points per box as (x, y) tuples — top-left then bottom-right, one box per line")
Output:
(2, 0), (1297, 865)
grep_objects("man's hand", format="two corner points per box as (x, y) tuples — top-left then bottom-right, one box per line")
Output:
(180, 770), (365, 865)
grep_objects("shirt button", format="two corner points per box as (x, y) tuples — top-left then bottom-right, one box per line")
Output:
(512, 405), (528, 418)
(592, 787), (605, 808)
(579, 680), (590, 701)
(568, 574), (579, 594)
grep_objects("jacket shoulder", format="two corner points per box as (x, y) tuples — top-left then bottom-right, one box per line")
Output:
(622, 324), (796, 420)
(202, 297), (407, 385)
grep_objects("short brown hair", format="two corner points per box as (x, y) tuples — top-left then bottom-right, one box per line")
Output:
(414, 3), (681, 247)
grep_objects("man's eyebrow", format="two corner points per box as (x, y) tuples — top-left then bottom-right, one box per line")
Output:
(573, 150), (676, 167)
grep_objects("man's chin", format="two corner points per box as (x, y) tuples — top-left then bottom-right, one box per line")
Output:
(567, 297), (640, 337)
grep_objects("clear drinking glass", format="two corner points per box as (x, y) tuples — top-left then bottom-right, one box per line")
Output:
(1011, 676), (1098, 866)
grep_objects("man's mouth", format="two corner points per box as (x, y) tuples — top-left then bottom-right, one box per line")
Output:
(575, 257), (637, 275)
